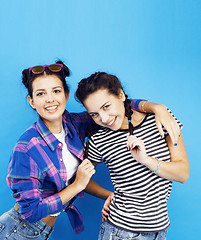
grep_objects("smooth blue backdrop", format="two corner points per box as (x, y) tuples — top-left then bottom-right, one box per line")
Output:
(0, 1), (200, 239)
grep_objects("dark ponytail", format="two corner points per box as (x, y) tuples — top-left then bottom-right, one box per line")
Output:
(124, 95), (134, 135)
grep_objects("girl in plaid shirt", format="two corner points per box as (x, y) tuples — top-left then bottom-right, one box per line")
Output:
(0, 61), (181, 240)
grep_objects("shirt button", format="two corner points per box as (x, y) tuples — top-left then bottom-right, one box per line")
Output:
(60, 158), (63, 161)
(23, 224), (26, 227)
(35, 231), (38, 235)
(14, 229), (17, 233)
(58, 143), (62, 147)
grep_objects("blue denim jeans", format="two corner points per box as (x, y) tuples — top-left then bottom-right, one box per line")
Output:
(98, 221), (167, 240)
(0, 208), (53, 240)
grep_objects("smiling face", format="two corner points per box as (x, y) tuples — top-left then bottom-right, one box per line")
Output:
(28, 74), (68, 133)
(83, 88), (128, 131)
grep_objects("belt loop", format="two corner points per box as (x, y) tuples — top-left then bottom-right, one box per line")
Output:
(45, 227), (53, 240)
(154, 232), (159, 239)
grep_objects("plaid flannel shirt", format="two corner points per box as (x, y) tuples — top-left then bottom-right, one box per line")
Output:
(6, 100), (142, 234)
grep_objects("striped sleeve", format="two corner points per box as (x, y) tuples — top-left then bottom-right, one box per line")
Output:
(87, 137), (103, 163)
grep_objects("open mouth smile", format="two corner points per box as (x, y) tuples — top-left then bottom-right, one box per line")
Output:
(45, 105), (58, 112)
(105, 117), (117, 127)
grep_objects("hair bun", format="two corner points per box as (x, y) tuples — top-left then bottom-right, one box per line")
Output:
(56, 60), (70, 77)
(22, 68), (30, 89)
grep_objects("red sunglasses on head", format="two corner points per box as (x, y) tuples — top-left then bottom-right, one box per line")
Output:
(29, 63), (64, 77)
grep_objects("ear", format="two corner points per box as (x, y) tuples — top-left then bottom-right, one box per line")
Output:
(65, 91), (69, 102)
(28, 96), (36, 110)
(119, 89), (126, 101)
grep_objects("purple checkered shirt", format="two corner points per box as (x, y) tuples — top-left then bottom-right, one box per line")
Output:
(6, 100), (142, 234)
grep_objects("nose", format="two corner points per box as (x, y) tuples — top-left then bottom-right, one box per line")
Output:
(46, 93), (55, 103)
(99, 112), (109, 124)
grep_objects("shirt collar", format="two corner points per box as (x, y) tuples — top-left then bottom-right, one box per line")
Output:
(36, 117), (59, 151)
(35, 111), (74, 151)
(62, 110), (73, 138)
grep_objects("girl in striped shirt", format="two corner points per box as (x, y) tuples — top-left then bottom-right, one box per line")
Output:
(0, 61), (182, 240)
(76, 72), (190, 240)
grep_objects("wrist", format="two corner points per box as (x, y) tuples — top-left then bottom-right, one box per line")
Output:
(71, 180), (86, 193)
(144, 156), (159, 173)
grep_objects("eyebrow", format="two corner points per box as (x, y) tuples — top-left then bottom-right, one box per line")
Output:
(34, 86), (63, 94)
(100, 101), (110, 109)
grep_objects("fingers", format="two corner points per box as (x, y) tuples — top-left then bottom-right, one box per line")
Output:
(80, 159), (96, 175)
(127, 135), (143, 150)
(101, 203), (110, 222)
(154, 109), (181, 146)
(101, 193), (114, 222)
(75, 159), (95, 189)
(157, 119), (181, 146)
(102, 206), (110, 222)
(155, 121), (164, 138)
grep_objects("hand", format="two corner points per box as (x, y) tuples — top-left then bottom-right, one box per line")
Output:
(154, 104), (181, 145)
(102, 193), (114, 222)
(74, 159), (95, 190)
(127, 135), (148, 165)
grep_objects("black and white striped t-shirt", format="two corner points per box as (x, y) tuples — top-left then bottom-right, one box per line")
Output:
(87, 113), (182, 232)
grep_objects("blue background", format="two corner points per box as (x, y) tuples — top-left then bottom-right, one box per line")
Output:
(0, 0), (200, 239)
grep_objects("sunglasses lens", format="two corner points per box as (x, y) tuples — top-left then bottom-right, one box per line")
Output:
(32, 66), (44, 74)
(49, 64), (62, 72)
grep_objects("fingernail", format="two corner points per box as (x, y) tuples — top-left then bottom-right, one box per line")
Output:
(174, 143), (177, 146)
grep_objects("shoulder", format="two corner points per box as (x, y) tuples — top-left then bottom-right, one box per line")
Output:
(91, 127), (109, 138)
(132, 110), (155, 127)
(15, 123), (41, 150)
(63, 109), (90, 122)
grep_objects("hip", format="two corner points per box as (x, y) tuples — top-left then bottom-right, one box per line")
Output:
(98, 221), (167, 240)
(0, 208), (53, 240)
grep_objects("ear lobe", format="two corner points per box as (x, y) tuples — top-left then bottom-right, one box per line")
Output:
(119, 89), (126, 101)
(28, 96), (36, 110)
(65, 92), (69, 102)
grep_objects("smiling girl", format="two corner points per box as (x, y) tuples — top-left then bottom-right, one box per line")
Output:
(0, 61), (182, 240)
(76, 72), (190, 240)
(0, 62), (103, 240)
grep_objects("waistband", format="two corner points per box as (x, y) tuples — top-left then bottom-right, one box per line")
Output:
(9, 207), (53, 237)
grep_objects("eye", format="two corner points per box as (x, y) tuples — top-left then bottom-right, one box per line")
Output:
(36, 92), (44, 97)
(54, 89), (61, 93)
(90, 113), (98, 118)
(103, 104), (110, 110)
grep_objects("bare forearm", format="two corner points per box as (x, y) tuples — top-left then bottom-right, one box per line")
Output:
(85, 179), (112, 200)
(144, 134), (190, 183)
(145, 156), (190, 183)
(139, 101), (164, 113)
(58, 182), (83, 205)
(58, 159), (96, 205)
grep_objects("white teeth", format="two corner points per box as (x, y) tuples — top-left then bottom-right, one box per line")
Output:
(107, 118), (115, 126)
(46, 106), (57, 110)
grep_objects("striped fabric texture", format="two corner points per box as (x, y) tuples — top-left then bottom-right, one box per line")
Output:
(87, 111), (182, 232)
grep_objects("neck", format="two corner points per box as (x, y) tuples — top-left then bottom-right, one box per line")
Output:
(120, 110), (146, 130)
(43, 118), (63, 134)
(120, 116), (130, 130)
